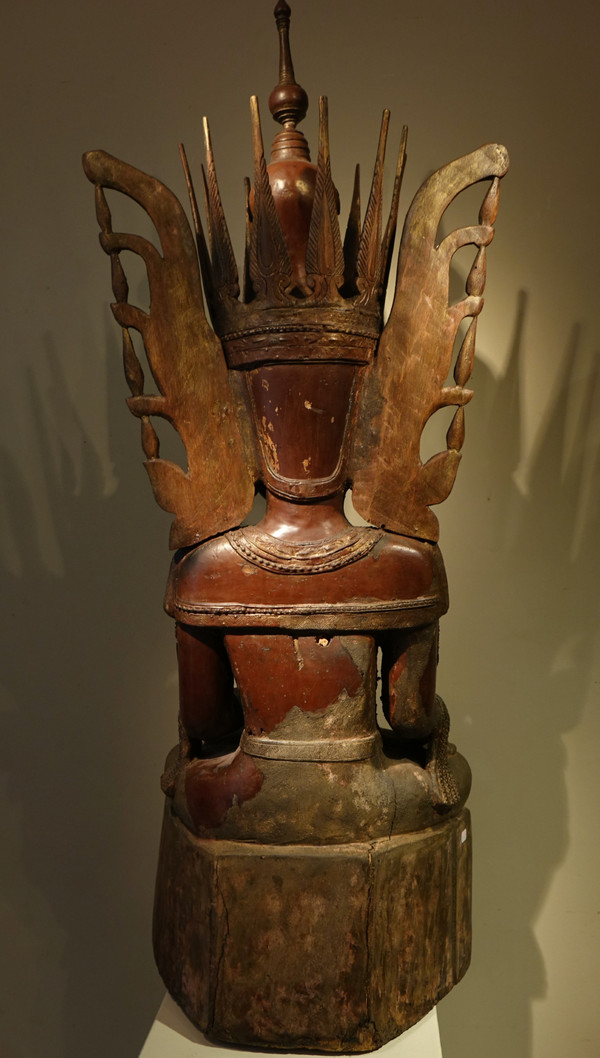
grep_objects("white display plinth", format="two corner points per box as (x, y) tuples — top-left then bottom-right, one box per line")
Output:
(139, 994), (443, 1058)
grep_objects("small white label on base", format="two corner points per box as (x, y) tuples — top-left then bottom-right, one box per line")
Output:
(461, 828), (467, 843)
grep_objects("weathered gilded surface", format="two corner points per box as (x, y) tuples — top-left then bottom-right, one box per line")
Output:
(85, 0), (506, 1049)
(351, 146), (508, 541)
(80, 151), (256, 550)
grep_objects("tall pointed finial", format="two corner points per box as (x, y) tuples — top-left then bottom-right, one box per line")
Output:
(269, 1), (308, 129)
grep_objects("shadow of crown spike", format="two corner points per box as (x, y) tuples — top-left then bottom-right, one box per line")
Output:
(181, 0), (407, 368)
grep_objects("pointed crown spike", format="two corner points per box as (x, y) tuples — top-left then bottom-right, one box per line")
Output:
(179, 141), (215, 313)
(342, 164), (362, 293)
(357, 110), (390, 295)
(305, 96), (344, 296)
(200, 116), (239, 298)
(248, 95), (292, 302)
(379, 124), (408, 293)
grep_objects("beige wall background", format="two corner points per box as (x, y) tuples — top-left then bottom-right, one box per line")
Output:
(1, 0), (598, 1055)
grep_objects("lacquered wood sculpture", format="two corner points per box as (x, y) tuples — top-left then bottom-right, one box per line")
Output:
(84, 2), (508, 1050)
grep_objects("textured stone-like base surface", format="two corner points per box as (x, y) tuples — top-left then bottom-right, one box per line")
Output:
(153, 804), (471, 1052)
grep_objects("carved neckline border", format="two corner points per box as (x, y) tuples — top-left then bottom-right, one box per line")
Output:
(227, 526), (383, 574)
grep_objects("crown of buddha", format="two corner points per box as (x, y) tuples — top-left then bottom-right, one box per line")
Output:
(181, 0), (407, 368)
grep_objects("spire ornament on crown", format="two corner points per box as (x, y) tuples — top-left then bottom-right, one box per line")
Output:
(269, 0), (309, 138)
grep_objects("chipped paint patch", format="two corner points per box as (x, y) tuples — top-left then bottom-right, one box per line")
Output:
(293, 638), (305, 670)
(226, 634), (365, 731)
(185, 749), (264, 830)
(260, 415), (280, 471)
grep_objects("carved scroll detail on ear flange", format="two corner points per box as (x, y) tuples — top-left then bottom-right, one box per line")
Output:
(82, 150), (255, 549)
(351, 143), (509, 542)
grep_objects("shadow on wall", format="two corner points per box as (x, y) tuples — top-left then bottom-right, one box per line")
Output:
(437, 290), (600, 1058)
(0, 330), (174, 1058)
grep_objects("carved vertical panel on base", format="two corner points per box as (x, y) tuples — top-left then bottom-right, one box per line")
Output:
(153, 807), (472, 1051)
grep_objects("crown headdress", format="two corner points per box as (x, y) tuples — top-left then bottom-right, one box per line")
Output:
(180, 0), (407, 367)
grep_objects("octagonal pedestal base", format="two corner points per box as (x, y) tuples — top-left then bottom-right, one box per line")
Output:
(153, 804), (471, 1053)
